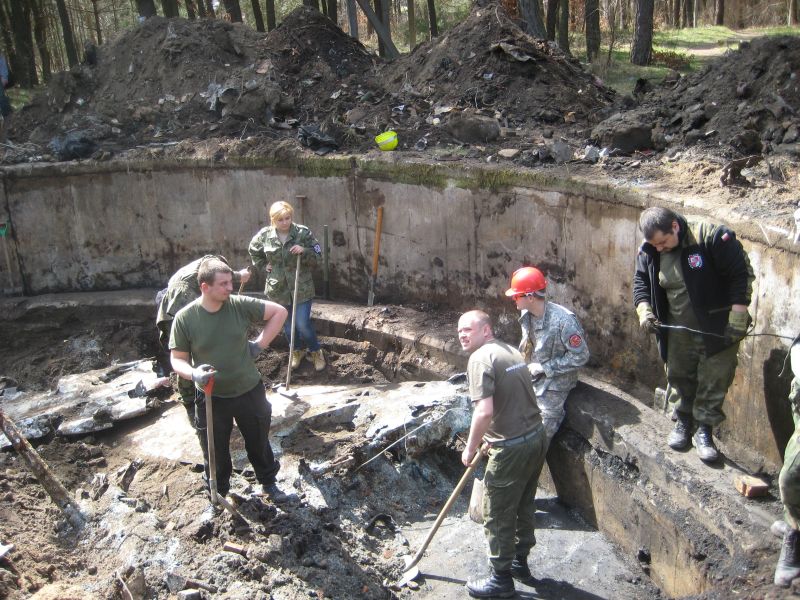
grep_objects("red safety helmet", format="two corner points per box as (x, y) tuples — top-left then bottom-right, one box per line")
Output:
(505, 267), (547, 297)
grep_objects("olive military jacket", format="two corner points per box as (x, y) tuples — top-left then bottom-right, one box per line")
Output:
(248, 223), (320, 306)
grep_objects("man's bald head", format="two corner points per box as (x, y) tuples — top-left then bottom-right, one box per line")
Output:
(457, 310), (494, 354)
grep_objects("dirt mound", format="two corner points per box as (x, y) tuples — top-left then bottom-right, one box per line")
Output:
(596, 36), (800, 157)
(5, 4), (618, 163)
(8, 8), (377, 161)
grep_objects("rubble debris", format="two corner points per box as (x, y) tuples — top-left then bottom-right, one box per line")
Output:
(735, 474), (770, 498)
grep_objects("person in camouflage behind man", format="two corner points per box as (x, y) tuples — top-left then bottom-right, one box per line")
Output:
(248, 200), (326, 371)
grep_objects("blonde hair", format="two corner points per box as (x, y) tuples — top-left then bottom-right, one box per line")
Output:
(269, 201), (294, 225)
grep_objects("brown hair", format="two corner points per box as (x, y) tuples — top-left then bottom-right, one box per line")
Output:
(198, 257), (233, 286)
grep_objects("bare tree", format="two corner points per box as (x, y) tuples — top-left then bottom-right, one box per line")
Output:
(136, 0), (158, 18)
(89, 0), (102, 42)
(557, 0), (569, 53)
(631, 0), (653, 65)
(31, 0), (52, 80)
(327, 0), (338, 21)
(518, 0), (547, 37)
(161, 0), (180, 17)
(265, 0), (276, 29)
(222, 0), (243, 21)
(10, 0), (37, 85)
(790, 0), (798, 25)
(250, 0), (265, 30)
(427, 0), (438, 37)
(347, 0), (358, 36)
(546, 0), (558, 39)
(715, 0), (724, 24)
(586, 0), (600, 61)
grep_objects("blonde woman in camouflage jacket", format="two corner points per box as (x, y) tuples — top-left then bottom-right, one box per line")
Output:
(248, 201), (325, 371)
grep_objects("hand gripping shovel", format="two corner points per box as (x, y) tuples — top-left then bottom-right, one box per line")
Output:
(397, 448), (484, 585)
(202, 377), (251, 531)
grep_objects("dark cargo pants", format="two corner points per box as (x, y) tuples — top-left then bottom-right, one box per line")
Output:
(666, 329), (740, 426)
(195, 382), (280, 497)
(482, 426), (547, 572)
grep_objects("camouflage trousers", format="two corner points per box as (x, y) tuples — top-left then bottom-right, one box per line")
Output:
(537, 389), (570, 444)
(482, 425), (547, 572)
(666, 329), (740, 426)
(780, 378), (800, 530)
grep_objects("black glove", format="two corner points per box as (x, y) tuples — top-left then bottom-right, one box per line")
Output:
(191, 364), (216, 385)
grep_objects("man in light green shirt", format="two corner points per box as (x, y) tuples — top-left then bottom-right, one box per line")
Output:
(170, 258), (288, 501)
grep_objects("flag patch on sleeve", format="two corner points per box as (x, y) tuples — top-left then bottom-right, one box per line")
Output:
(569, 334), (583, 348)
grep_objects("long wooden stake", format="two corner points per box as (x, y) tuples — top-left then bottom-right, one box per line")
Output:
(285, 253), (302, 390)
(0, 410), (85, 529)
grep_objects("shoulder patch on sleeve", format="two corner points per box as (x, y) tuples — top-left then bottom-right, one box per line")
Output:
(313, 243), (322, 255)
(569, 334), (583, 348)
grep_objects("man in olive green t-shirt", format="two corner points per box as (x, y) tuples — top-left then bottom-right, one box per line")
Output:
(458, 310), (547, 599)
(170, 258), (288, 501)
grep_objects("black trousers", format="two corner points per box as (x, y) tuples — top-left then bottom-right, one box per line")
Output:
(195, 382), (280, 496)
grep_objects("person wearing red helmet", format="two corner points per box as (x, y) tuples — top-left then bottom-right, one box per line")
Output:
(506, 267), (590, 445)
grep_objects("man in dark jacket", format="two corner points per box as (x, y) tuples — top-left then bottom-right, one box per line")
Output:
(633, 207), (754, 462)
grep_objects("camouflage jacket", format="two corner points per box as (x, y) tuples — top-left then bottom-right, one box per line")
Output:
(248, 223), (320, 306)
(519, 301), (590, 395)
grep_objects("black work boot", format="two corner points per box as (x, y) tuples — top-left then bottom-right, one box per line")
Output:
(667, 411), (692, 450)
(466, 568), (515, 598)
(510, 555), (534, 583)
(692, 424), (719, 462)
(775, 528), (800, 587)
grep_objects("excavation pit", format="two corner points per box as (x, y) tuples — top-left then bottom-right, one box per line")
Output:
(0, 156), (798, 599)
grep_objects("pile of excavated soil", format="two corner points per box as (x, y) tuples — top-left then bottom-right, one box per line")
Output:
(5, 3), (616, 163)
(596, 36), (800, 158)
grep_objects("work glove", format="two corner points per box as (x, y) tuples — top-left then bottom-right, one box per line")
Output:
(248, 340), (263, 359)
(528, 362), (546, 383)
(191, 364), (216, 385)
(724, 310), (750, 344)
(636, 303), (660, 335)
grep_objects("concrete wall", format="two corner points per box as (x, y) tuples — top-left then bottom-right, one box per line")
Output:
(1, 159), (798, 467)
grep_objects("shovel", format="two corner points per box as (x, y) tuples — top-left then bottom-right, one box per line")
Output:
(285, 253), (302, 390)
(202, 377), (250, 531)
(398, 447), (484, 584)
(367, 206), (384, 306)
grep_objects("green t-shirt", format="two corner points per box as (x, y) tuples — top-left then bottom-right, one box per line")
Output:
(170, 295), (266, 398)
(467, 339), (542, 442)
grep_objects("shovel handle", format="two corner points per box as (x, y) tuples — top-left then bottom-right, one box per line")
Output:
(404, 446), (484, 572)
(371, 206), (384, 277)
(203, 377), (215, 398)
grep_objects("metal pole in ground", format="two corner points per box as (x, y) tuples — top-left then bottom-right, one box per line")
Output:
(285, 253), (302, 389)
(0, 222), (14, 290)
(323, 225), (330, 300)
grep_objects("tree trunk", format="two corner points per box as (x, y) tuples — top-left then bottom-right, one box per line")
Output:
(790, 0), (798, 25)
(205, 0), (216, 18)
(557, 0), (569, 53)
(714, 0), (723, 24)
(9, 0), (37, 86)
(327, 0), (338, 21)
(303, 0), (320, 10)
(672, 0), (680, 26)
(518, 0), (547, 37)
(585, 0), (600, 61)
(407, 0), (415, 46)
(631, 0), (653, 65)
(265, 0), (276, 29)
(222, 0), (243, 21)
(250, 0), (265, 30)
(54, 0), (78, 67)
(136, 0), (158, 18)
(89, 0), (102, 43)
(161, 0), (179, 17)
(427, 0), (438, 37)
(375, 0), (385, 56)
(31, 0), (52, 81)
(546, 0), (558, 40)
(186, 0), (197, 19)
